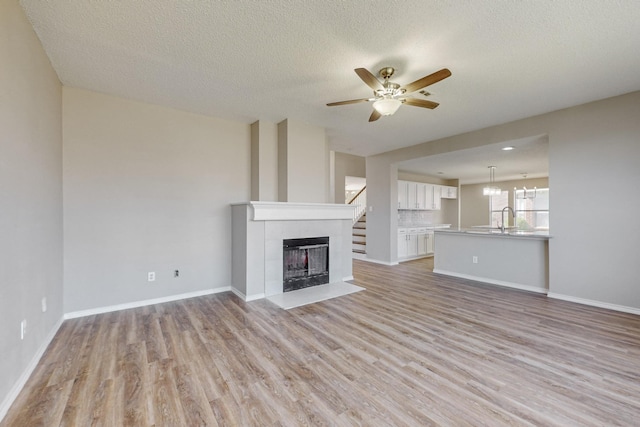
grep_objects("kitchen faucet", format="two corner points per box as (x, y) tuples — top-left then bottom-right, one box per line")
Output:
(500, 206), (516, 233)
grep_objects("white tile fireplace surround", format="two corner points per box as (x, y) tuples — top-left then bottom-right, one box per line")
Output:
(231, 202), (355, 301)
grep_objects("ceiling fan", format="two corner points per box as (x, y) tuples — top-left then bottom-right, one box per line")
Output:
(327, 66), (451, 122)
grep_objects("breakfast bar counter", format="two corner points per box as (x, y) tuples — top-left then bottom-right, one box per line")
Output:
(433, 229), (551, 294)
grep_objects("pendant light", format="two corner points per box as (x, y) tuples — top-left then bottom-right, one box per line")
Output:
(515, 174), (537, 199)
(483, 166), (502, 196)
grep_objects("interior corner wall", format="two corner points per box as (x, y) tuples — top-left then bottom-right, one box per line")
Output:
(277, 119), (329, 203)
(334, 152), (366, 204)
(0, 0), (63, 415)
(251, 120), (278, 201)
(62, 87), (251, 313)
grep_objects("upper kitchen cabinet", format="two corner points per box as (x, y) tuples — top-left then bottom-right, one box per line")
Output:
(428, 184), (442, 210)
(398, 180), (421, 209)
(441, 186), (458, 199)
(398, 180), (409, 209)
(398, 180), (441, 210)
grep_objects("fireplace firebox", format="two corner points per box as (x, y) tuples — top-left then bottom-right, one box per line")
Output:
(283, 237), (329, 292)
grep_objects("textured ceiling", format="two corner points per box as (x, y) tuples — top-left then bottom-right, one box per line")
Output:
(20, 0), (640, 167)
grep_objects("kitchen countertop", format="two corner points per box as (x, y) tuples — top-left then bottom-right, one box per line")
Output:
(398, 224), (451, 230)
(434, 228), (551, 240)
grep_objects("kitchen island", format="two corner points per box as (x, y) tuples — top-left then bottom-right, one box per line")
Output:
(433, 229), (551, 294)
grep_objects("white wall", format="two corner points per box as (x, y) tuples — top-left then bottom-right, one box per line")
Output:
(0, 0), (63, 416)
(63, 87), (251, 313)
(366, 91), (640, 312)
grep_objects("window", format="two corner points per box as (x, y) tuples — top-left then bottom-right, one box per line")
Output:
(514, 188), (549, 230)
(490, 191), (509, 228)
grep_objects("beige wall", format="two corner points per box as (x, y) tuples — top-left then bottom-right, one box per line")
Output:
(460, 177), (548, 228)
(278, 119), (329, 203)
(251, 120), (278, 201)
(0, 0), (63, 415)
(63, 87), (251, 313)
(333, 152), (365, 203)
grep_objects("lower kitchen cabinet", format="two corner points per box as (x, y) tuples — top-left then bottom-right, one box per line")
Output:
(398, 228), (434, 260)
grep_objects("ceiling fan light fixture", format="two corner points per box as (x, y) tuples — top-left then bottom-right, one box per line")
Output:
(372, 98), (401, 116)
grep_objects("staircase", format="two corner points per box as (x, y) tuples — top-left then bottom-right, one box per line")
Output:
(352, 213), (367, 254)
(348, 186), (367, 255)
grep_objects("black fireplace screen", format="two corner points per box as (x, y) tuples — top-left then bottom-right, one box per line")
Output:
(283, 237), (329, 292)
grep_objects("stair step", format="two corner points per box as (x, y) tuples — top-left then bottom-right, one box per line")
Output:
(352, 240), (366, 245)
(353, 232), (366, 237)
(352, 248), (366, 254)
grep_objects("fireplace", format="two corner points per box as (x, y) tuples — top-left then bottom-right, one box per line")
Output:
(231, 201), (354, 301)
(283, 236), (329, 292)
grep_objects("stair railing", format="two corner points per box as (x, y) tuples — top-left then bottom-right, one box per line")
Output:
(348, 186), (366, 225)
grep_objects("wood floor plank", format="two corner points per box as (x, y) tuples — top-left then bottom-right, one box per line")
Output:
(3, 258), (640, 426)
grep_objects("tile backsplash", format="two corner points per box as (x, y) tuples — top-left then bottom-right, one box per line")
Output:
(398, 210), (434, 226)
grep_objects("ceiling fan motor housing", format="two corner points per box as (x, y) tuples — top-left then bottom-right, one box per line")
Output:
(379, 67), (396, 79)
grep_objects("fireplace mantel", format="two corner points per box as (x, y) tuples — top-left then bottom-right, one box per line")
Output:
(236, 201), (355, 221)
(231, 202), (355, 301)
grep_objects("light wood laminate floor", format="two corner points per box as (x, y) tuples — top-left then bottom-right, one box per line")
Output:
(3, 258), (640, 426)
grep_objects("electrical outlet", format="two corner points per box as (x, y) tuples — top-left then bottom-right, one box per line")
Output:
(472, 256), (478, 264)
(42, 297), (47, 313)
(174, 269), (179, 278)
(148, 272), (156, 282)
(21, 319), (27, 340)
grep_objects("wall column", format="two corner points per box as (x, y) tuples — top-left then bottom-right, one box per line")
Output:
(250, 120), (278, 201)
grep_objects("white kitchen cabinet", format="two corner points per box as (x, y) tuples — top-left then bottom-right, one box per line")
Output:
(399, 228), (434, 260)
(398, 180), (420, 209)
(407, 182), (418, 210)
(418, 232), (427, 255)
(407, 234), (418, 257)
(422, 184), (441, 210)
(398, 228), (419, 258)
(441, 186), (458, 199)
(398, 181), (408, 209)
(397, 231), (408, 258)
(398, 180), (444, 210)
(416, 183), (428, 210)
(433, 185), (442, 210)
(426, 231), (434, 254)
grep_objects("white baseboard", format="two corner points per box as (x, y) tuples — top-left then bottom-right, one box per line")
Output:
(0, 316), (63, 422)
(64, 287), (231, 319)
(547, 292), (640, 315)
(433, 269), (548, 294)
(398, 254), (433, 263)
(355, 257), (398, 266)
(230, 287), (265, 302)
(342, 275), (354, 282)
